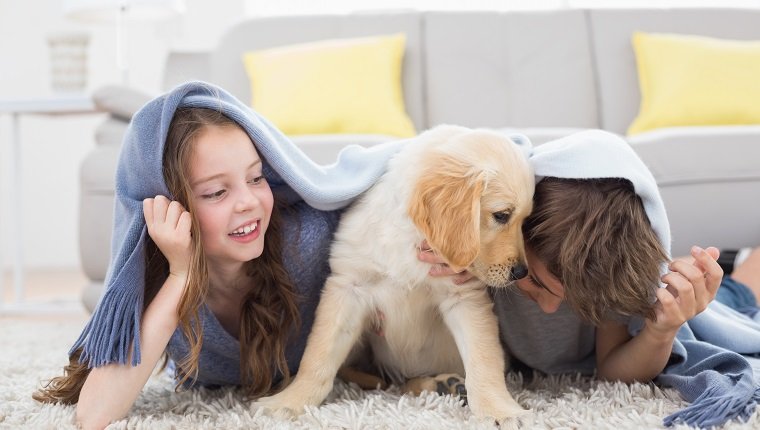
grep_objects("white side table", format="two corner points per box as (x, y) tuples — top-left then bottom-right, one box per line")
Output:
(0, 95), (102, 313)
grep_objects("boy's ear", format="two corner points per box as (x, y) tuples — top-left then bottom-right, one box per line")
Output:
(408, 158), (483, 272)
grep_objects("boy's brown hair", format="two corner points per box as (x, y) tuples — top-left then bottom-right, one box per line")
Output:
(524, 177), (668, 325)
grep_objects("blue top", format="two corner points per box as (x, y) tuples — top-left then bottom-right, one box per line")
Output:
(166, 202), (340, 386)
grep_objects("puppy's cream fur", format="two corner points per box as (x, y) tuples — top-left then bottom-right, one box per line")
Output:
(254, 125), (534, 423)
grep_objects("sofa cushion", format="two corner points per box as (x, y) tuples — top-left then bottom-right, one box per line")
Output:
(211, 13), (425, 132)
(496, 127), (589, 147)
(589, 8), (760, 135)
(242, 33), (415, 137)
(424, 10), (598, 129)
(162, 51), (212, 90)
(628, 32), (760, 135)
(290, 134), (398, 165)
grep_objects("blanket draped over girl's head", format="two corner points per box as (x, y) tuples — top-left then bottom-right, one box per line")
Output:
(531, 130), (760, 429)
(70, 81), (407, 371)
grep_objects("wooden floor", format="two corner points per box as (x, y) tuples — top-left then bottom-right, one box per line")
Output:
(0, 269), (89, 322)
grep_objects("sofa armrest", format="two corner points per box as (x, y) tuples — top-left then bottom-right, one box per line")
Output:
(94, 117), (129, 147)
(628, 126), (760, 255)
(92, 85), (153, 122)
(628, 126), (760, 185)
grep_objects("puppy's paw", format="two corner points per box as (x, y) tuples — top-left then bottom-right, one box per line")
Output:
(469, 394), (530, 428)
(251, 390), (310, 418)
(338, 367), (388, 390)
(433, 374), (468, 402)
(403, 373), (467, 402)
(252, 378), (335, 418)
(496, 411), (533, 430)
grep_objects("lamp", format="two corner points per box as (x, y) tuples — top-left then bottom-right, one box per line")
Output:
(63, 0), (186, 85)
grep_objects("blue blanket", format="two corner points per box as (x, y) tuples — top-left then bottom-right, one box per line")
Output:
(71, 81), (759, 429)
(656, 301), (760, 427)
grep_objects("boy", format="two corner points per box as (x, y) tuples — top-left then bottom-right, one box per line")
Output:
(421, 130), (760, 427)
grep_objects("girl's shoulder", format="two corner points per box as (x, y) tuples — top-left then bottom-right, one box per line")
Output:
(279, 203), (342, 297)
(282, 202), (342, 240)
(281, 202), (342, 268)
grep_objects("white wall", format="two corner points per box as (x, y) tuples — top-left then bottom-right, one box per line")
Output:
(1, 0), (757, 273)
(243, 0), (760, 15)
(0, 0), (242, 272)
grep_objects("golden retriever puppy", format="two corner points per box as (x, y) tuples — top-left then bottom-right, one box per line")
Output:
(254, 125), (534, 424)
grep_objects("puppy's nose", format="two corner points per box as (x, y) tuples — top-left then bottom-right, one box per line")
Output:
(510, 264), (528, 280)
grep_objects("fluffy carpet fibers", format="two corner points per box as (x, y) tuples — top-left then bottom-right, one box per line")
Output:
(2, 318), (758, 430)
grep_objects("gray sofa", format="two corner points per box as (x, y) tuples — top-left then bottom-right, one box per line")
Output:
(80, 8), (760, 311)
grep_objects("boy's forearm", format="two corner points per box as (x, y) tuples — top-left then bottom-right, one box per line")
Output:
(597, 326), (676, 383)
(76, 274), (186, 430)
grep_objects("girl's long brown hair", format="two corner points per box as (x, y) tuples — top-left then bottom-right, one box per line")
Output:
(34, 107), (300, 404)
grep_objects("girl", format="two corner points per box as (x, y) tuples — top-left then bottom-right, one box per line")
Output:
(34, 81), (406, 429)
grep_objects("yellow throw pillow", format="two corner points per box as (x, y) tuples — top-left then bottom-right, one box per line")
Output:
(628, 32), (760, 135)
(242, 33), (416, 137)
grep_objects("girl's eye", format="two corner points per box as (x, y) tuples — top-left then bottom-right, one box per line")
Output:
(202, 189), (226, 199)
(527, 276), (540, 288)
(248, 176), (265, 185)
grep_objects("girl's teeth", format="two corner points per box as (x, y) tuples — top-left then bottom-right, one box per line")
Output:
(233, 222), (257, 235)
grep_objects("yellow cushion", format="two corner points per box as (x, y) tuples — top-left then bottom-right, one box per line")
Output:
(628, 32), (760, 135)
(242, 33), (416, 137)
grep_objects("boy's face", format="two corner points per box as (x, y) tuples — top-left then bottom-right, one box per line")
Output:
(515, 246), (565, 313)
(188, 124), (274, 267)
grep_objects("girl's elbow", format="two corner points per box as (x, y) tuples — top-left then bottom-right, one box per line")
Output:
(597, 366), (656, 384)
(596, 367), (620, 383)
(76, 403), (114, 430)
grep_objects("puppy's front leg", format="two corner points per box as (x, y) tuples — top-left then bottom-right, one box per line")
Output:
(253, 275), (370, 415)
(441, 290), (528, 425)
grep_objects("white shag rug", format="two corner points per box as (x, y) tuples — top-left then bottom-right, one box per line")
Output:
(2, 318), (759, 430)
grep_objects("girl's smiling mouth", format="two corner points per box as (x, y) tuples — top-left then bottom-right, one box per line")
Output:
(229, 220), (260, 242)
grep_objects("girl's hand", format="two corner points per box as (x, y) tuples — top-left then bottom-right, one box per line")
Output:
(143, 195), (193, 279)
(646, 246), (723, 337)
(416, 239), (475, 285)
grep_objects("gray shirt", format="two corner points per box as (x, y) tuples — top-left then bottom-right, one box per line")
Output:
(492, 287), (597, 375)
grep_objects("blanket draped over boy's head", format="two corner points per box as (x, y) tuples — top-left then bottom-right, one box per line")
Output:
(70, 81), (407, 370)
(530, 130), (760, 429)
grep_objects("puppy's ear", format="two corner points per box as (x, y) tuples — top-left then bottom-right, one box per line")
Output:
(408, 156), (483, 272)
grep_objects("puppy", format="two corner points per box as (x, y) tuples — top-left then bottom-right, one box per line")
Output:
(254, 125), (534, 424)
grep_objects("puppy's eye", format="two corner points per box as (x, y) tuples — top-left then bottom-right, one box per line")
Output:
(492, 211), (511, 224)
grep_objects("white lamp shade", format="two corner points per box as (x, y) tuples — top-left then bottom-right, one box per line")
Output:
(64, 0), (186, 22)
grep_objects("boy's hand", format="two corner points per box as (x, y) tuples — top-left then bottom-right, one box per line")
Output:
(143, 195), (193, 279)
(647, 246), (723, 337)
(416, 240), (475, 285)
